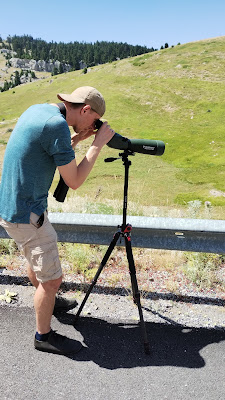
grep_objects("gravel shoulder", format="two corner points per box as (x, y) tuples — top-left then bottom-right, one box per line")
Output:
(1, 265), (225, 330)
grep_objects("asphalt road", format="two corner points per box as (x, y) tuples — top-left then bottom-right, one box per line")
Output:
(1, 305), (225, 400)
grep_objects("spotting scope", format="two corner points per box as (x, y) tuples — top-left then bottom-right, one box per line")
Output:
(95, 120), (165, 156)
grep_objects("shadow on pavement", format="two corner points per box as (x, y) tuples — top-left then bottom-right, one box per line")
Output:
(56, 312), (225, 370)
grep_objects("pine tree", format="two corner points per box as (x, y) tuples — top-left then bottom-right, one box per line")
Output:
(14, 71), (21, 86)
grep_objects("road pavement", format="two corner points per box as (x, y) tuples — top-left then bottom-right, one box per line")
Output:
(1, 305), (225, 400)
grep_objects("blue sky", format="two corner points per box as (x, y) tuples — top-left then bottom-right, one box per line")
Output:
(1, 0), (225, 49)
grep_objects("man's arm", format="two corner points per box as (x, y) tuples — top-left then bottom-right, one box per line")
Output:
(58, 122), (114, 190)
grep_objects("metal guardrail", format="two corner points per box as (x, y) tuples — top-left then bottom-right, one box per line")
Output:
(1, 213), (225, 254)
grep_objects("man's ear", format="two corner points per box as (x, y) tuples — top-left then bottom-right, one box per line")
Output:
(81, 104), (91, 114)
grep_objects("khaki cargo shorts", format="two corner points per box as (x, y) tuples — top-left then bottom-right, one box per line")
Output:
(0, 212), (62, 283)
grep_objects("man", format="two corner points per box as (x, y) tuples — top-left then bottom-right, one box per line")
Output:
(0, 86), (114, 355)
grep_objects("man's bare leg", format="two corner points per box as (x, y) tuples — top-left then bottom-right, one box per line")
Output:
(27, 264), (62, 333)
(27, 264), (77, 320)
(34, 276), (62, 334)
(33, 274), (82, 354)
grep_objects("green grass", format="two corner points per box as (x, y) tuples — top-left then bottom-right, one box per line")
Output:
(1, 36), (225, 218)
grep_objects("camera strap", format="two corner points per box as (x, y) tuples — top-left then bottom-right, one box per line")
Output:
(53, 102), (69, 202)
(57, 102), (66, 119)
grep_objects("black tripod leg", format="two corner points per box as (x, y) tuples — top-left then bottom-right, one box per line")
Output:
(124, 235), (150, 354)
(73, 230), (121, 324)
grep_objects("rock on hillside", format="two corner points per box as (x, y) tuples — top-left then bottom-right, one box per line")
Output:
(10, 57), (72, 73)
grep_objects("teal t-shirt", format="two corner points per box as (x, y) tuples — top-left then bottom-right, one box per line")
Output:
(0, 104), (75, 223)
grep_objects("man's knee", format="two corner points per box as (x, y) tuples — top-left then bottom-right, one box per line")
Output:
(42, 276), (62, 293)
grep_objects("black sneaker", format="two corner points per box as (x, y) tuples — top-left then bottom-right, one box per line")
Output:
(34, 331), (83, 355)
(53, 296), (78, 315)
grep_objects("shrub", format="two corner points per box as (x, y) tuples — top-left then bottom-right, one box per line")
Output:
(183, 252), (223, 289)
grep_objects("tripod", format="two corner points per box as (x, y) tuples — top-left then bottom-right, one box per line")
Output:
(74, 150), (150, 354)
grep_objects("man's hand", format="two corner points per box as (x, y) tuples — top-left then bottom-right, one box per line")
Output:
(71, 121), (114, 149)
(71, 128), (95, 148)
(92, 121), (114, 148)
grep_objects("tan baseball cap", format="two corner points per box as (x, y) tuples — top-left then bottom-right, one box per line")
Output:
(57, 86), (106, 117)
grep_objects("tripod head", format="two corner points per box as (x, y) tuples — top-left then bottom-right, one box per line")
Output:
(104, 149), (135, 164)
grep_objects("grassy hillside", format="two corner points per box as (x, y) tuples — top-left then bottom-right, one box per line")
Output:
(1, 36), (225, 218)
